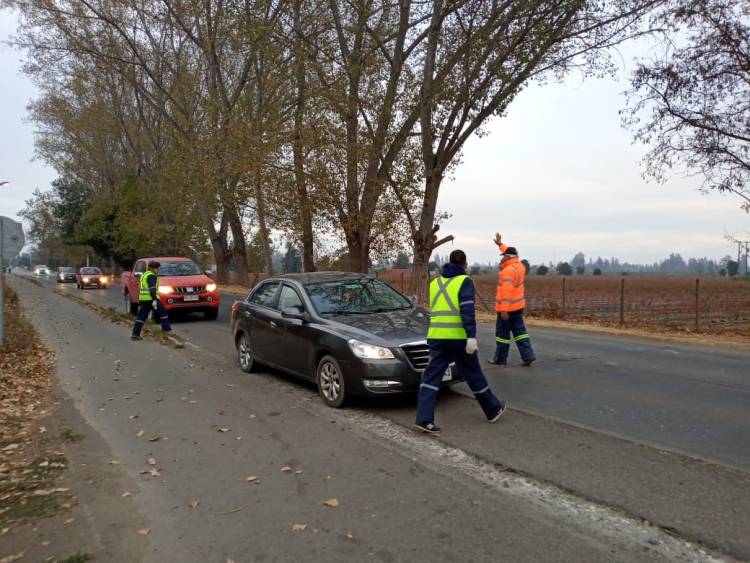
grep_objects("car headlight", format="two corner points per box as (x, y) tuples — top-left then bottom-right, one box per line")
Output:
(100, 276), (108, 283)
(158, 285), (174, 295)
(82, 277), (90, 282)
(348, 339), (394, 360)
(206, 283), (217, 292)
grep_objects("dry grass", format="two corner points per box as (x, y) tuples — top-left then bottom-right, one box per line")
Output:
(0, 285), (71, 527)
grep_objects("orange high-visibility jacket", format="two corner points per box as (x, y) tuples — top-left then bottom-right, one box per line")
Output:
(496, 243), (526, 313)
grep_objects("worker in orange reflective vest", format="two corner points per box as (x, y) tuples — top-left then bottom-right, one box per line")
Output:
(489, 232), (536, 367)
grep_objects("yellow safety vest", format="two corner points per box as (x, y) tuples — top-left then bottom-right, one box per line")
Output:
(139, 271), (158, 302)
(427, 275), (468, 340)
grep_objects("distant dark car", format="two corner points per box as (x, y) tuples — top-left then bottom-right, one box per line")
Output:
(230, 272), (459, 407)
(56, 266), (76, 283)
(76, 267), (109, 289)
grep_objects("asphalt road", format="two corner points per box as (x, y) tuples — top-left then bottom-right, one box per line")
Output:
(9, 275), (718, 563)
(29, 272), (750, 472)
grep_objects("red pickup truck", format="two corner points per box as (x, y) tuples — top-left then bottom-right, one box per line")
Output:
(121, 257), (220, 319)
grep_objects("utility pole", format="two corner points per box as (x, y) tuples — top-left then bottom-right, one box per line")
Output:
(737, 241), (750, 275)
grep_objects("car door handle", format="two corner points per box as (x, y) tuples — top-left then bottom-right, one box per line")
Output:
(269, 321), (278, 329)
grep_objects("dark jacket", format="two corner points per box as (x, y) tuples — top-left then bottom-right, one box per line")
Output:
(440, 262), (477, 339)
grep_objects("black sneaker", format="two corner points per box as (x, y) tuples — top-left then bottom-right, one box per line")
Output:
(130, 335), (142, 341)
(487, 359), (507, 366)
(521, 357), (536, 367)
(488, 401), (507, 423)
(414, 421), (441, 435)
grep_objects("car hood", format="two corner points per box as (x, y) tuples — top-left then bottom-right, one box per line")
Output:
(159, 274), (212, 286)
(323, 307), (429, 347)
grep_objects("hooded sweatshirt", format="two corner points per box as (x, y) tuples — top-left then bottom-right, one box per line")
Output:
(438, 262), (477, 339)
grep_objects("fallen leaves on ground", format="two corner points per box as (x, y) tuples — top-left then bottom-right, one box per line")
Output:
(146, 457), (157, 465)
(147, 435), (160, 442)
(136, 528), (151, 536)
(245, 475), (259, 483)
(187, 500), (199, 508)
(136, 430), (145, 437)
(292, 523), (307, 531)
(323, 498), (339, 508)
(218, 427), (231, 433)
(280, 465), (291, 472)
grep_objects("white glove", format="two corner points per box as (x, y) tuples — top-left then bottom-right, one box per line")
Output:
(465, 338), (478, 355)
(152, 300), (158, 310)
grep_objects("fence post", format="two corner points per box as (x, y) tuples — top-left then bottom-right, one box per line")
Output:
(561, 276), (566, 317)
(620, 277), (625, 325)
(400, 271), (405, 293)
(695, 278), (700, 332)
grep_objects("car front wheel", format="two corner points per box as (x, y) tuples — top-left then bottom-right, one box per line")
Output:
(236, 332), (257, 373)
(316, 355), (347, 408)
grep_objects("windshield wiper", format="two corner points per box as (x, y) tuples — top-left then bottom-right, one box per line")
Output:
(370, 306), (412, 312)
(322, 310), (368, 315)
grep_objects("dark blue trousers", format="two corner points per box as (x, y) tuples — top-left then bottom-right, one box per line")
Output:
(132, 300), (171, 336)
(493, 309), (534, 364)
(416, 339), (503, 424)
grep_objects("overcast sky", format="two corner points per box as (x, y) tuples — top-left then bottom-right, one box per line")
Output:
(1, 9), (747, 266)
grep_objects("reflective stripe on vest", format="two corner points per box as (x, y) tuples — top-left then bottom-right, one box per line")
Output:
(139, 271), (158, 302)
(427, 275), (468, 340)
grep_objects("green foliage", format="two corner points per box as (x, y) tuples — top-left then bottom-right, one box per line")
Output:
(727, 260), (739, 277)
(556, 262), (573, 276)
(393, 252), (411, 269)
(536, 265), (549, 276)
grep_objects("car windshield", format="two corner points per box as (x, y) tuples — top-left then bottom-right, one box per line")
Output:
(80, 267), (101, 274)
(158, 261), (202, 276)
(305, 279), (412, 315)
(59, 267), (75, 273)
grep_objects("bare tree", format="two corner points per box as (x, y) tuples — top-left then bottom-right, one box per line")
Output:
(625, 0), (750, 212)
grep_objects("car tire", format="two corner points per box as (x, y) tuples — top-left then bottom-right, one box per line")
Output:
(316, 355), (347, 408)
(101, 285), (107, 290)
(204, 308), (219, 320)
(125, 293), (138, 315)
(236, 332), (258, 373)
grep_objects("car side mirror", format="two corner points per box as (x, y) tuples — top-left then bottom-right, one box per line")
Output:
(282, 306), (307, 321)
(134, 272), (142, 277)
(407, 294), (417, 304)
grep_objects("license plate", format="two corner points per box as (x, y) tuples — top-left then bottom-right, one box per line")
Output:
(442, 366), (452, 382)
(183, 295), (199, 302)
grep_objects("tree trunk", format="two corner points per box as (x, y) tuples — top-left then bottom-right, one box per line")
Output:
(410, 237), (432, 305)
(293, 0), (316, 272)
(254, 180), (274, 274)
(208, 213), (231, 283)
(226, 204), (249, 285)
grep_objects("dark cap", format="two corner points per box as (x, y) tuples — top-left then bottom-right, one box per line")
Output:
(147, 261), (161, 269)
(503, 247), (518, 256)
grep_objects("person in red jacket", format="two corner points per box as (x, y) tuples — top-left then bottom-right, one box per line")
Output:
(489, 232), (536, 367)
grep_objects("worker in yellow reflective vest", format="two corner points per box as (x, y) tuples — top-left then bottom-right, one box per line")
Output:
(414, 250), (507, 435)
(490, 232), (535, 366)
(131, 261), (171, 340)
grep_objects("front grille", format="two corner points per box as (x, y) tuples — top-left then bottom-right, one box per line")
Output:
(175, 286), (205, 294)
(400, 341), (430, 371)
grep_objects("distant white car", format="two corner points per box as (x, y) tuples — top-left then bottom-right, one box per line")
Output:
(34, 264), (50, 276)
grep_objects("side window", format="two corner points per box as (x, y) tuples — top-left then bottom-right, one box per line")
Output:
(278, 285), (304, 311)
(250, 282), (280, 308)
(134, 261), (145, 273)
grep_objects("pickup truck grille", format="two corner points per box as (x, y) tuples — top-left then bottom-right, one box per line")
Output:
(175, 286), (205, 294)
(400, 341), (430, 371)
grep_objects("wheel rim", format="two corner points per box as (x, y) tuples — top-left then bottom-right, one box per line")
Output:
(239, 335), (252, 370)
(124, 294), (130, 312)
(319, 361), (341, 402)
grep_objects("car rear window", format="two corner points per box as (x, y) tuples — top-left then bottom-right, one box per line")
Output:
(250, 282), (280, 308)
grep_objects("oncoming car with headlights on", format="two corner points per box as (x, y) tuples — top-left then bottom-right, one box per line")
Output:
(76, 266), (109, 289)
(230, 272), (460, 407)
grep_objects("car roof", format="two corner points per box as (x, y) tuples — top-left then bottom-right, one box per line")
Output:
(274, 271), (374, 285)
(136, 257), (192, 262)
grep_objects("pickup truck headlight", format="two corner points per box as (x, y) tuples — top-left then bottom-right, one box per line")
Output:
(100, 276), (108, 283)
(348, 339), (394, 360)
(206, 283), (217, 292)
(158, 285), (175, 295)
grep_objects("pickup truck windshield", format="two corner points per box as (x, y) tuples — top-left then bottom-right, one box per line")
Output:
(158, 261), (202, 276)
(305, 279), (411, 315)
(80, 267), (101, 274)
